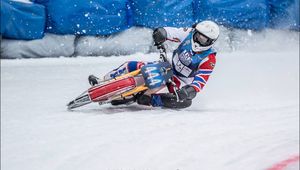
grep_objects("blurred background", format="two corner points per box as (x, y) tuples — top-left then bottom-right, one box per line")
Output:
(0, 0), (299, 58)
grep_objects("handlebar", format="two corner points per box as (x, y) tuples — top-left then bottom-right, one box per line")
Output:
(156, 44), (168, 62)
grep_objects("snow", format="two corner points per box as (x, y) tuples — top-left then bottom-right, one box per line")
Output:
(10, 0), (32, 4)
(1, 34), (75, 59)
(75, 27), (153, 56)
(2, 27), (298, 58)
(1, 31), (299, 170)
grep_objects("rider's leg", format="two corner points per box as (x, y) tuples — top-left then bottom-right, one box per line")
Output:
(135, 76), (191, 108)
(136, 93), (192, 109)
(103, 61), (145, 80)
(88, 61), (146, 105)
(88, 61), (145, 86)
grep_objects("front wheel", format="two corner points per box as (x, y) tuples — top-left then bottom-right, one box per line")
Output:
(67, 77), (137, 110)
(67, 92), (91, 110)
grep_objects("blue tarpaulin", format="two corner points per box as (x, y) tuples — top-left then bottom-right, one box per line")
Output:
(130, 0), (195, 28)
(0, 0), (45, 40)
(268, 0), (299, 30)
(34, 0), (130, 35)
(194, 0), (269, 30)
(1, 0), (299, 40)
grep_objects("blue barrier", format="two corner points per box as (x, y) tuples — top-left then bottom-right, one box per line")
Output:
(130, 0), (194, 28)
(34, 0), (130, 35)
(194, 0), (269, 30)
(269, 0), (299, 30)
(1, 0), (298, 40)
(0, 0), (45, 40)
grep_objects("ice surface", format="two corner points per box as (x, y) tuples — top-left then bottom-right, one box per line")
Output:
(1, 31), (299, 170)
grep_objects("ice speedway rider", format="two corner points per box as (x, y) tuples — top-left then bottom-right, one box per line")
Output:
(88, 20), (220, 108)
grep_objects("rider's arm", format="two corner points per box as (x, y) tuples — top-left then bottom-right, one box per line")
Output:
(190, 53), (216, 92)
(175, 53), (216, 101)
(137, 54), (216, 108)
(164, 27), (192, 43)
(153, 27), (192, 46)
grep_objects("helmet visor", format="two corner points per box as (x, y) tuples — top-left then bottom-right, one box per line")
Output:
(193, 31), (215, 47)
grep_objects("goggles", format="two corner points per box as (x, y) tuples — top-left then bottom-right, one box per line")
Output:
(193, 31), (215, 47)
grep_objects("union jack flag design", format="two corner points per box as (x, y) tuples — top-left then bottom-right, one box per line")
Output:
(191, 54), (216, 92)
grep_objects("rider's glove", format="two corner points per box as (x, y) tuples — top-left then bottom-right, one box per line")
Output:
(152, 27), (167, 46)
(192, 23), (197, 28)
(177, 85), (197, 101)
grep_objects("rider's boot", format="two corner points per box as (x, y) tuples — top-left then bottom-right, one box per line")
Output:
(89, 61), (145, 86)
(88, 75), (100, 86)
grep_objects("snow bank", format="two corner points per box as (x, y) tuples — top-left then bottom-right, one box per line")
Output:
(1, 34), (75, 59)
(75, 27), (153, 56)
(10, 0), (32, 4)
(1, 27), (299, 58)
(223, 29), (300, 52)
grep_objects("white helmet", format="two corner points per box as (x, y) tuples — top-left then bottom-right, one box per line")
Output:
(191, 20), (220, 52)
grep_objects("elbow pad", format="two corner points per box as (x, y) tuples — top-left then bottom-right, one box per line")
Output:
(152, 27), (167, 46)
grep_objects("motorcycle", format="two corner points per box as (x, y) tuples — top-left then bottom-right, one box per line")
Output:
(67, 45), (178, 110)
